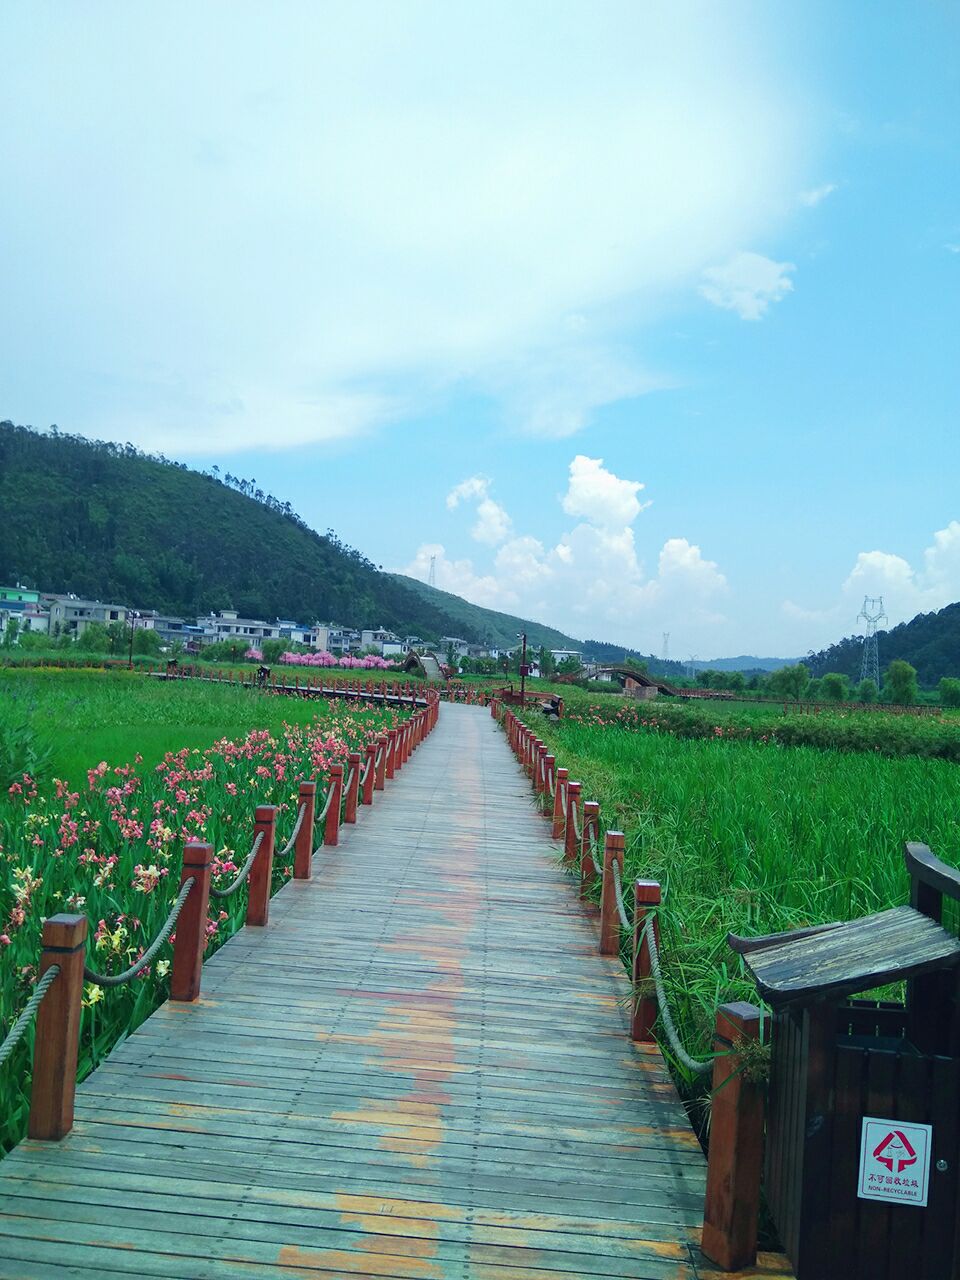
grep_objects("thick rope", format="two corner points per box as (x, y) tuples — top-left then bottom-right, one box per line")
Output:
(343, 764), (357, 806)
(548, 766), (556, 799)
(610, 856), (631, 931)
(209, 832), (264, 901)
(315, 783), (335, 823)
(583, 828), (601, 874)
(0, 965), (61, 1066)
(643, 918), (714, 1076)
(361, 755), (373, 786)
(274, 804), (306, 861)
(571, 803), (582, 843)
(84, 877), (196, 986)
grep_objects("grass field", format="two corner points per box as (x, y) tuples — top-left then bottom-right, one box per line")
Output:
(0, 668), (338, 786)
(521, 710), (960, 1094)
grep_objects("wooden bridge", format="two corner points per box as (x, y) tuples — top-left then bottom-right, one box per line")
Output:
(0, 703), (789, 1279)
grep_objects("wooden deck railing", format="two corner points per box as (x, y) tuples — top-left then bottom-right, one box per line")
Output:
(0, 699), (439, 1147)
(492, 698), (765, 1272)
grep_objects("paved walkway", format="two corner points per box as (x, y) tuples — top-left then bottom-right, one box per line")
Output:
(0, 703), (788, 1278)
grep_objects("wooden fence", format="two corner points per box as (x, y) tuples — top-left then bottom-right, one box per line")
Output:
(492, 698), (766, 1272)
(0, 698), (439, 1146)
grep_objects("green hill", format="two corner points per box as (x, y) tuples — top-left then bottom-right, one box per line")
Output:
(389, 574), (580, 651)
(807, 603), (960, 686)
(0, 421), (571, 646)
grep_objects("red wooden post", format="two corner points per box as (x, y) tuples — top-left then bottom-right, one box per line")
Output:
(535, 744), (548, 795)
(402, 720), (412, 763)
(344, 753), (361, 823)
(551, 767), (568, 839)
(170, 842), (213, 1001)
(631, 879), (661, 1040)
(599, 830), (625, 955)
(324, 764), (344, 846)
(375, 735), (387, 790)
(246, 805), (277, 926)
(563, 780), (582, 863)
(386, 728), (399, 779)
(28, 914), (87, 1140)
(293, 780), (316, 878)
(580, 802), (600, 899)
(362, 742), (376, 804)
(702, 1002), (765, 1272)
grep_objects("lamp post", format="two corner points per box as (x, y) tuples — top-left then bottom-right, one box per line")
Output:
(517, 632), (528, 703)
(128, 611), (140, 669)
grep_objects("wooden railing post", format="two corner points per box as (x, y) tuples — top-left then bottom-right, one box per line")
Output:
(324, 765), (344, 846)
(631, 879), (661, 1040)
(293, 780), (316, 878)
(362, 743), (376, 805)
(701, 1002), (765, 1272)
(344, 753), (361, 824)
(563, 781), (582, 863)
(535, 744), (548, 794)
(599, 831), (624, 955)
(375, 736), (387, 790)
(170, 842), (213, 1001)
(551, 767), (568, 839)
(386, 728), (399, 779)
(28, 914), (87, 1140)
(580, 802), (600, 899)
(543, 754), (555, 810)
(246, 805), (277, 926)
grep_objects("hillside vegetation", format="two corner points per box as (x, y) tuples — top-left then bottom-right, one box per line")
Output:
(0, 422), (572, 646)
(807, 603), (960, 685)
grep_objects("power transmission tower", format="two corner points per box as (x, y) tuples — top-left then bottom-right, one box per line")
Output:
(661, 632), (670, 662)
(687, 654), (699, 679)
(428, 555), (436, 588)
(857, 596), (887, 688)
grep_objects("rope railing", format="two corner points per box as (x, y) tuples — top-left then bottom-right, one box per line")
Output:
(642, 918), (714, 1077)
(274, 804), (306, 860)
(209, 833), (264, 901)
(0, 965), (61, 1067)
(501, 705), (717, 1083)
(84, 876), (196, 985)
(4, 702), (440, 1147)
(316, 785), (335, 824)
(610, 855), (631, 932)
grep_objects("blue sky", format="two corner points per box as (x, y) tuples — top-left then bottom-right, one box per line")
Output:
(1, 2), (957, 657)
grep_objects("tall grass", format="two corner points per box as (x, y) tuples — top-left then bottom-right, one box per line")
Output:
(528, 715), (960, 1081)
(0, 669), (332, 784)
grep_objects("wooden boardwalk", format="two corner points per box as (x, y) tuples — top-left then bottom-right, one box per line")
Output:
(0, 704), (788, 1279)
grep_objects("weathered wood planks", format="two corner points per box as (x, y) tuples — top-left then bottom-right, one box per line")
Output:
(0, 703), (790, 1278)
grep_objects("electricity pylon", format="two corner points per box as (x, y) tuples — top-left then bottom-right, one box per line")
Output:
(857, 596), (887, 688)
(428, 555), (436, 588)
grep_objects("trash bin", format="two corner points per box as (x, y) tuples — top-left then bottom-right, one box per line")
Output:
(730, 842), (960, 1280)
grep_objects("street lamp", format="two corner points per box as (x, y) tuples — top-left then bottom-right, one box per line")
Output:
(517, 632), (528, 703)
(128, 611), (141, 669)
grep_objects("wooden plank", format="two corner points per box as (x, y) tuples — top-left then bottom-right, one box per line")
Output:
(0, 703), (790, 1279)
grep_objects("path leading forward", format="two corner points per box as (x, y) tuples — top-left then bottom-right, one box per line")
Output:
(0, 704), (787, 1279)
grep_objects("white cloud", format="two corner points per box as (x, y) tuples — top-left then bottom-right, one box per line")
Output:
(799, 183), (837, 207)
(841, 521), (960, 620)
(783, 520), (960, 649)
(403, 456), (729, 651)
(446, 476), (513, 545)
(0, 4), (809, 451)
(561, 454), (650, 529)
(700, 251), (795, 320)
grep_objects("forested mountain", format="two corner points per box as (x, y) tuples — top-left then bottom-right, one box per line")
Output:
(807, 604), (960, 685)
(389, 575), (580, 650)
(0, 421), (578, 647)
